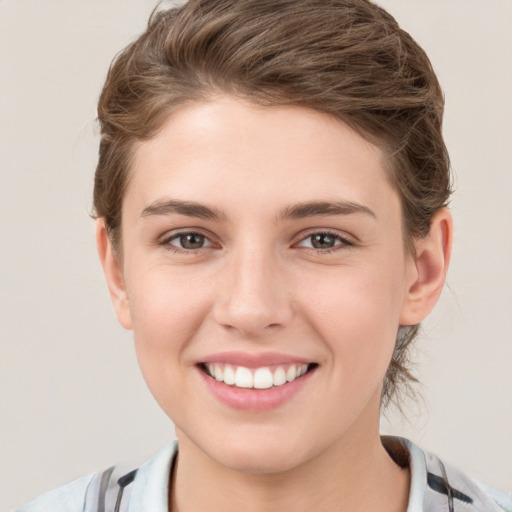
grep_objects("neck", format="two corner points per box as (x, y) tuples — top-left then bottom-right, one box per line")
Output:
(169, 400), (410, 512)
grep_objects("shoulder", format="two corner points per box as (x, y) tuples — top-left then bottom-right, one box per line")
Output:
(14, 473), (94, 512)
(423, 448), (512, 512)
(383, 436), (512, 512)
(14, 442), (177, 512)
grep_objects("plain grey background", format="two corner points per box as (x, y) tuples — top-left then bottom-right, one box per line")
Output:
(1, 1), (511, 510)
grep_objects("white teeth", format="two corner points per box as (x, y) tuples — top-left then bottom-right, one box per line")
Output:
(235, 366), (253, 388)
(205, 363), (311, 388)
(253, 368), (273, 389)
(286, 365), (297, 382)
(214, 364), (224, 382)
(223, 364), (236, 385)
(273, 367), (287, 386)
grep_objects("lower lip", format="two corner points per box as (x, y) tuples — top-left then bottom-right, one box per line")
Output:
(198, 367), (316, 411)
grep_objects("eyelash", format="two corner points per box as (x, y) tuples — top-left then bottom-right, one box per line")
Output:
(159, 231), (214, 254)
(158, 230), (354, 254)
(296, 230), (354, 253)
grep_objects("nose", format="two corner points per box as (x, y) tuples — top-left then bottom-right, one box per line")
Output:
(213, 245), (294, 338)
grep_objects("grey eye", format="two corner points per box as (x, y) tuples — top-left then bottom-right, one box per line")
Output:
(296, 231), (351, 251)
(309, 233), (337, 249)
(178, 233), (206, 249)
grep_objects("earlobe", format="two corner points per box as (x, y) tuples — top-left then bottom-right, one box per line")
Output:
(400, 209), (453, 326)
(95, 219), (133, 330)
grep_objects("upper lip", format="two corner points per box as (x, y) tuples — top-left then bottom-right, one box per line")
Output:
(198, 351), (315, 368)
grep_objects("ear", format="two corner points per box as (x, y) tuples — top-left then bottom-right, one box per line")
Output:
(400, 209), (453, 325)
(96, 219), (133, 330)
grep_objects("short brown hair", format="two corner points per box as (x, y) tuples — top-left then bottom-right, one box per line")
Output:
(94, 0), (452, 407)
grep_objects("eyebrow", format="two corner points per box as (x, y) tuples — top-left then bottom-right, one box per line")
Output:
(141, 199), (226, 221)
(140, 198), (376, 222)
(278, 200), (376, 221)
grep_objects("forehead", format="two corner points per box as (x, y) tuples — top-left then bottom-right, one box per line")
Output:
(126, 97), (399, 220)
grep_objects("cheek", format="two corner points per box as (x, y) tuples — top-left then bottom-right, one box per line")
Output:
(301, 260), (406, 381)
(128, 266), (211, 339)
(125, 267), (212, 393)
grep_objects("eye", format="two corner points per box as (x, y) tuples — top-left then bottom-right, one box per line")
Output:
(164, 232), (214, 251)
(296, 231), (352, 251)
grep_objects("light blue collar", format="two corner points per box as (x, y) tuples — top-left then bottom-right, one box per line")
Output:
(129, 436), (426, 512)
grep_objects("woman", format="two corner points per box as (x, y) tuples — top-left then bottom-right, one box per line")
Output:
(16, 0), (511, 511)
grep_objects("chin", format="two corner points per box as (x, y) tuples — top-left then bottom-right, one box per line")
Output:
(196, 423), (317, 475)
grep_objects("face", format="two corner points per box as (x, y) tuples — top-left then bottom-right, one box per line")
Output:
(101, 97), (438, 474)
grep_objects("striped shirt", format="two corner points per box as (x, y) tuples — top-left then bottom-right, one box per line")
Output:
(15, 436), (512, 512)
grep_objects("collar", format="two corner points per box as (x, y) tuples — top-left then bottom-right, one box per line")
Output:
(128, 440), (177, 512)
(127, 436), (508, 512)
(382, 436), (428, 512)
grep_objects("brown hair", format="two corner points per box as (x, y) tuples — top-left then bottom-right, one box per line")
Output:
(93, 0), (452, 407)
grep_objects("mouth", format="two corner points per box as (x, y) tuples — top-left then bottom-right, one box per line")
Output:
(198, 362), (318, 390)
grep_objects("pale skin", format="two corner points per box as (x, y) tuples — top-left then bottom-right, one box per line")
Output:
(97, 96), (453, 512)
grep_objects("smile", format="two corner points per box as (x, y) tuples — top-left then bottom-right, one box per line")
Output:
(202, 363), (312, 389)
(196, 353), (318, 410)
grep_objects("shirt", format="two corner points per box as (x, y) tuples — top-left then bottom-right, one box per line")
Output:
(15, 436), (512, 512)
